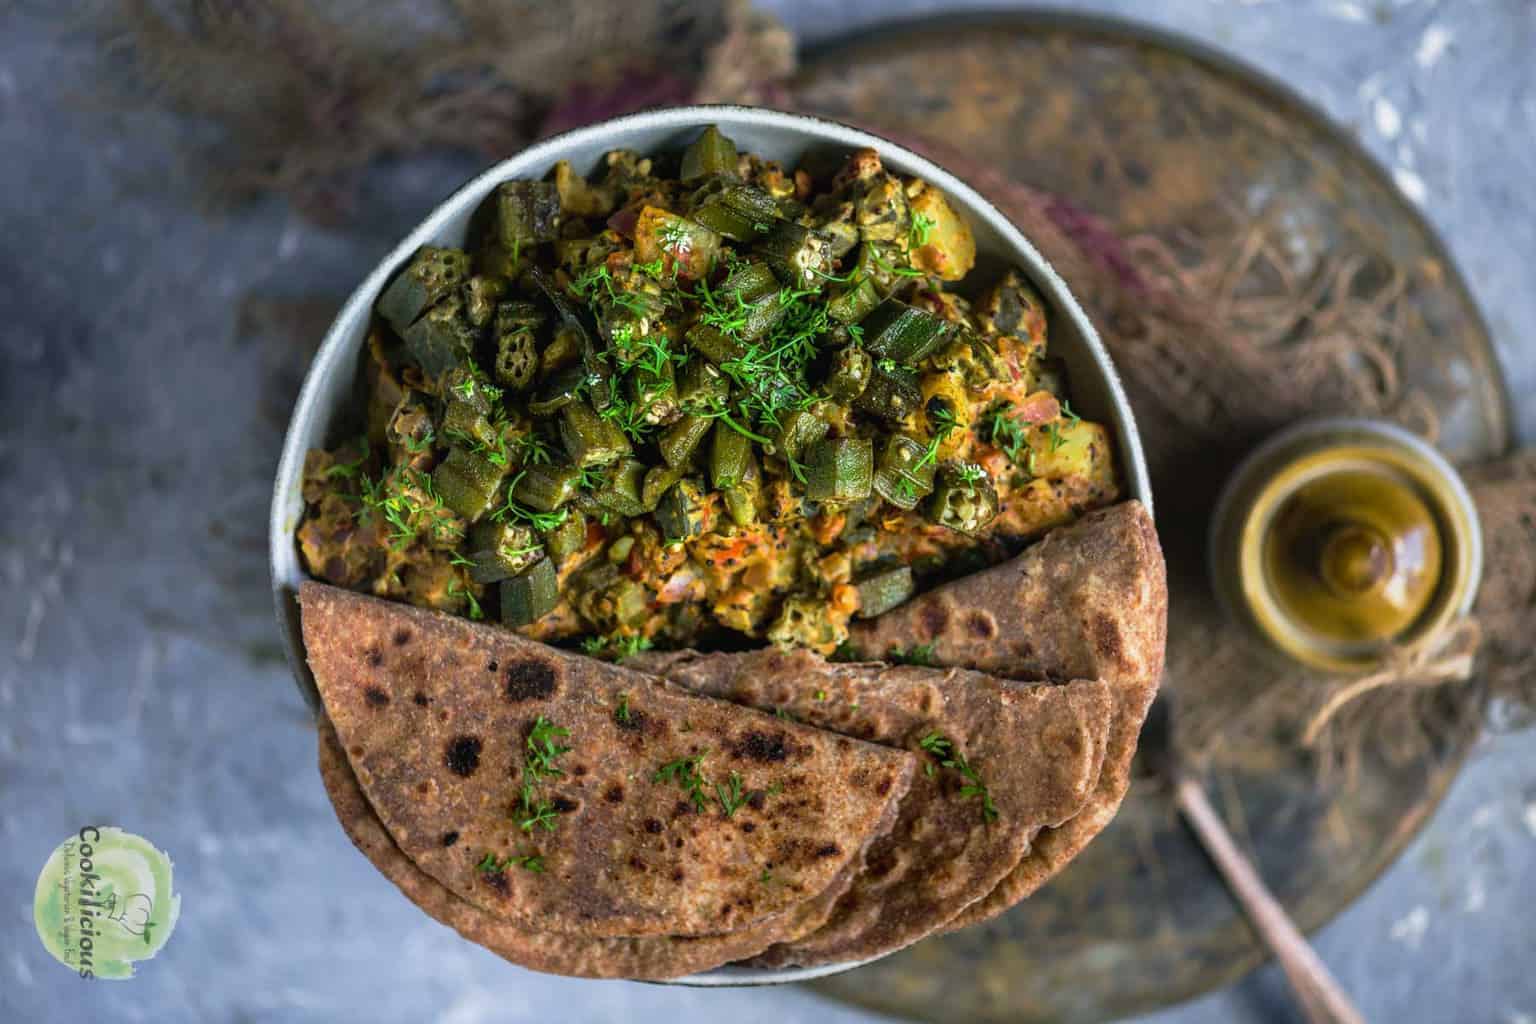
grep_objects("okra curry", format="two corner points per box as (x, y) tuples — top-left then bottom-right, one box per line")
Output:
(297, 127), (1121, 658)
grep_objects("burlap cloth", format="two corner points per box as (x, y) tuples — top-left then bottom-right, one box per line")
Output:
(110, 0), (1533, 779)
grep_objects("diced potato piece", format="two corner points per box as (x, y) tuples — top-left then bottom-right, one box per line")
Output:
(906, 183), (975, 281)
(1028, 418), (1114, 485)
(632, 206), (721, 280)
(919, 369), (973, 460)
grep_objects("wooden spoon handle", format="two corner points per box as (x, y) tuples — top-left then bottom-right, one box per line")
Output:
(1175, 776), (1366, 1024)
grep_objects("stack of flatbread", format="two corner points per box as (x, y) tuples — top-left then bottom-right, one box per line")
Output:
(302, 500), (1165, 978)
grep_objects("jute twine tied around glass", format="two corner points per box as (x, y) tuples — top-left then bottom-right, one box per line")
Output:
(103, 0), (1536, 785)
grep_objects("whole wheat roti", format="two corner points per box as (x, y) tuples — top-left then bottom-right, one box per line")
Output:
(300, 582), (915, 940)
(316, 721), (876, 979)
(850, 500), (1167, 929)
(634, 647), (1112, 968)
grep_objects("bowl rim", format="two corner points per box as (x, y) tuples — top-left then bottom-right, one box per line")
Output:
(268, 103), (1151, 986)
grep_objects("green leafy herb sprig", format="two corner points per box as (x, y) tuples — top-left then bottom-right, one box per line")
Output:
(477, 851), (545, 874)
(517, 716), (571, 833)
(919, 732), (998, 823)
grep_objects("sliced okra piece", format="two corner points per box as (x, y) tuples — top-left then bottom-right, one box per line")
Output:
(860, 299), (956, 364)
(826, 276), (881, 325)
(541, 508), (588, 566)
(690, 183), (781, 241)
(722, 450), (761, 527)
(825, 344), (873, 402)
(626, 360), (680, 427)
(497, 180), (561, 250)
(500, 556), (559, 626)
(591, 458), (648, 518)
(493, 300), (544, 393)
(511, 464), (582, 512)
(685, 323), (746, 366)
(854, 565), (914, 619)
(641, 463), (688, 510)
(658, 413), (713, 468)
(756, 220), (834, 290)
(527, 364), (590, 417)
(871, 433), (936, 511)
(654, 477), (709, 540)
(709, 420), (752, 491)
(678, 358), (730, 411)
(403, 296), (479, 380)
(854, 363), (922, 425)
(463, 274), (508, 328)
(804, 437), (873, 503)
(441, 397), (497, 449)
(560, 399), (632, 467)
(679, 125), (739, 182)
(925, 461), (999, 535)
(377, 246), (472, 333)
(433, 447), (507, 522)
(772, 408), (829, 462)
(465, 520), (543, 583)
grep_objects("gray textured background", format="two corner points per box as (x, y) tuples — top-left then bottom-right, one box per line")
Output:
(2, 2), (1533, 1022)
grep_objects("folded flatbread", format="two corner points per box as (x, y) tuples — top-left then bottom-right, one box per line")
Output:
(849, 500), (1167, 930)
(635, 647), (1112, 968)
(317, 721), (877, 979)
(300, 582), (915, 941)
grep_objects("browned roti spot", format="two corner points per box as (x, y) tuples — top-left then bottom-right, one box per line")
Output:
(487, 660), (498, 672)
(814, 842), (841, 858)
(363, 686), (389, 708)
(643, 818), (663, 834)
(412, 692), (429, 707)
(1092, 611), (1125, 664)
(440, 830), (459, 847)
(865, 850), (898, 879)
(741, 821), (756, 833)
(875, 775), (893, 796)
(572, 764), (588, 777)
(629, 856), (647, 872)
(349, 745), (364, 758)
(1052, 726), (1085, 757)
(504, 659), (558, 702)
(392, 628), (411, 646)
(445, 736), (482, 777)
(730, 730), (790, 763)
(365, 648), (383, 668)
(671, 869), (685, 882)
(552, 796), (579, 813)
(919, 602), (949, 638)
(966, 610), (998, 639)
(483, 871), (509, 894)
(603, 784), (625, 804)
(416, 781), (431, 795)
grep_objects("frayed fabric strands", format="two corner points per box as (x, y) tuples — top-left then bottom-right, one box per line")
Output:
(100, 0), (792, 223)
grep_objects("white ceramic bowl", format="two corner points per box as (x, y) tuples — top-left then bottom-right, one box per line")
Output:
(269, 105), (1152, 985)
